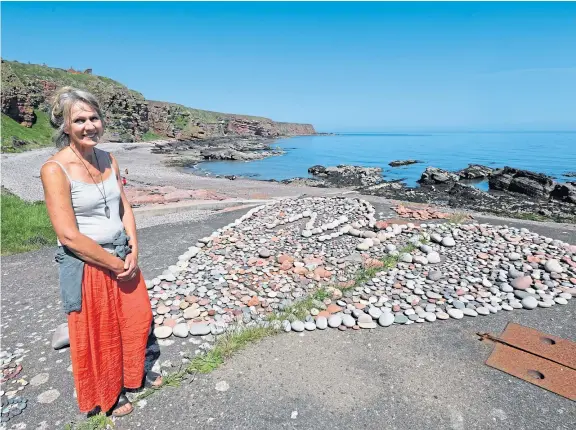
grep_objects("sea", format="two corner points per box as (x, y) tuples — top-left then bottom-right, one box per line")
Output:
(190, 132), (576, 190)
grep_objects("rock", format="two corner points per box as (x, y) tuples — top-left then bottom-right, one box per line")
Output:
(447, 309), (464, 319)
(173, 324), (189, 338)
(457, 164), (493, 180)
(258, 248), (271, 258)
(551, 182), (576, 204)
(462, 308), (478, 317)
(441, 236), (456, 247)
(394, 314), (408, 324)
(544, 259), (563, 273)
(521, 296), (538, 310)
(511, 276), (532, 290)
(282, 320), (292, 332)
(184, 307), (201, 319)
(427, 252), (441, 264)
(304, 321), (317, 331)
(427, 272), (443, 282)
(400, 253), (413, 263)
(342, 314), (356, 327)
(154, 326), (173, 339)
(476, 307), (490, 316)
(419, 167), (460, 185)
(489, 167), (555, 199)
(424, 312), (437, 322)
(316, 316), (328, 330)
(389, 159), (423, 167)
(291, 321), (305, 332)
(378, 313), (395, 327)
(189, 323), (211, 336)
(328, 315), (342, 328)
(308, 165), (384, 187)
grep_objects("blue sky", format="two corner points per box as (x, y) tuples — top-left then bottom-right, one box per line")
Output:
(2, 1), (575, 131)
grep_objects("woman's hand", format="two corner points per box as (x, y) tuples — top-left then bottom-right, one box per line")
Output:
(116, 253), (139, 282)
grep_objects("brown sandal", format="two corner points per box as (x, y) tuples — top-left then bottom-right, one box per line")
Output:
(111, 393), (133, 417)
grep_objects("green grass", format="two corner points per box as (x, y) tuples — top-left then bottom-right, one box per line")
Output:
(64, 414), (114, 430)
(1, 189), (56, 255)
(140, 130), (163, 141)
(1, 110), (54, 152)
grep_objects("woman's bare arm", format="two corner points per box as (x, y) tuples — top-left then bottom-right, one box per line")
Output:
(40, 162), (125, 273)
(110, 154), (138, 258)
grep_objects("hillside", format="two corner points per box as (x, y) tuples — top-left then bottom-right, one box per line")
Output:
(1, 60), (315, 152)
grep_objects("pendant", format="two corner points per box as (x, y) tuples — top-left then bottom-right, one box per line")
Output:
(105, 205), (110, 219)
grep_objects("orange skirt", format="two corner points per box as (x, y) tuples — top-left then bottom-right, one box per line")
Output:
(67, 263), (152, 413)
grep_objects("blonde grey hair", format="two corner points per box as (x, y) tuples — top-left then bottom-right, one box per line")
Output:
(50, 86), (105, 148)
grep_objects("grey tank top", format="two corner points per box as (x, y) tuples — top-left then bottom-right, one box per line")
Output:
(43, 149), (124, 246)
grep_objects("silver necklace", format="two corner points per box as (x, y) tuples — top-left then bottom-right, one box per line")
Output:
(69, 146), (110, 218)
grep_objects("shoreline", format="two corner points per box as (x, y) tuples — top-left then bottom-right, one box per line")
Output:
(2, 138), (575, 226)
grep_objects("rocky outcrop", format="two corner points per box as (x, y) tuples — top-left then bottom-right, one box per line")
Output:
(388, 159), (423, 167)
(457, 164), (493, 180)
(489, 167), (555, 199)
(1, 59), (316, 144)
(308, 165), (384, 187)
(551, 182), (576, 204)
(418, 167), (460, 185)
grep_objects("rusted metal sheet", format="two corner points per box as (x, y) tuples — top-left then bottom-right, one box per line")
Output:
(480, 322), (576, 400)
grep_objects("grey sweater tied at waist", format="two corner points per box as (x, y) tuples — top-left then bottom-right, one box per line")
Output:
(55, 229), (132, 314)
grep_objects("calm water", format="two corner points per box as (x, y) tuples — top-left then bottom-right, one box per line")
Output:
(192, 132), (576, 189)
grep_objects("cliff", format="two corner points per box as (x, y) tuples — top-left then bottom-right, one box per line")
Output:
(0, 59), (315, 148)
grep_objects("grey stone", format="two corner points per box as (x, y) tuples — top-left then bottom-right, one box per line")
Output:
(342, 314), (356, 327)
(447, 308), (464, 319)
(378, 313), (395, 327)
(521, 296), (538, 309)
(173, 323), (189, 338)
(328, 315), (342, 328)
(316, 317), (328, 330)
(304, 321), (317, 331)
(189, 323), (211, 336)
(291, 320), (305, 332)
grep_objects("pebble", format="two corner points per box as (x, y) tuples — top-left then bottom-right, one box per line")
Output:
(328, 315), (342, 328)
(291, 321), (305, 332)
(173, 324), (189, 338)
(427, 252), (441, 264)
(154, 326), (173, 339)
(189, 323), (211, 336)
(304, 321), (317, 331)
(521, 296), (538, 310)
(447, 309), (464, 319)
(342, 315), (356, 328)
(316, 317), (327, 330)
(378, 313), (395, 327)
(394, 315), (408, 324)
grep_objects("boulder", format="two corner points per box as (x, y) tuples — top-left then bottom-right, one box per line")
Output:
(457, 164), (493, 179)
(489, 167), (555, 199)
(551, 182), (576, 204)
(419, 167), (460, 185)
(307, 165), (384, 187)
(388, 159), (423, 167)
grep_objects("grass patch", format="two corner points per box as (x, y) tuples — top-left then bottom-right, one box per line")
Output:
(1, 110), (54, 152)
(140, 130), (163, 141)
(64, 413), (114, 430)
(447, 212), (470, 224)
(1, 188), (56, 255)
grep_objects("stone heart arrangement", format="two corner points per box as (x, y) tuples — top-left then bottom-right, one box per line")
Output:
(147, 197), (576, 339)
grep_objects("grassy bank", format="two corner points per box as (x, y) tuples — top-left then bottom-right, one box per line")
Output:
(1, 189), (56, 255)
(1, 110), (54, 153)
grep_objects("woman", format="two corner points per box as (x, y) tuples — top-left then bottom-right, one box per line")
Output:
(40, 87), (162, 417)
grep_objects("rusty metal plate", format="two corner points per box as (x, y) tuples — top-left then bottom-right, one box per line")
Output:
(498, 322), (576, 370)
(481, 322), (576, 400)
(486, 343), (576, 400)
